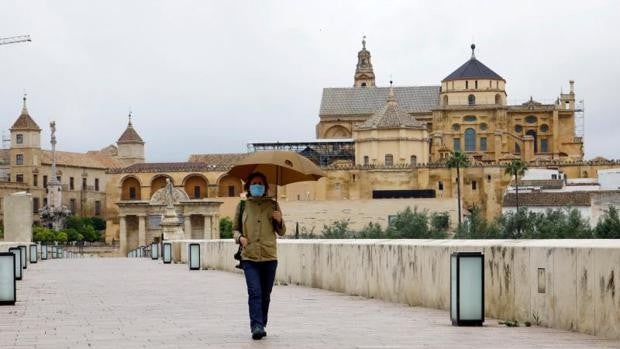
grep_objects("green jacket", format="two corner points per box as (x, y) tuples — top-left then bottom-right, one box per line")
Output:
(233, 197), (286, 261)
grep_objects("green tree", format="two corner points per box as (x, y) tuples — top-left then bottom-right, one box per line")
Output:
(322, 219), (352, 239)
(355, 222), (385, 239)
(595, 205), (620, 239)
(90, 217), (106, 231)
(446, 151), (470, 228)
(219, 217), (233, 238)
(56, 231), (69, 244)
(386, 207), (430, 238)
(504, 159), (528, 213)
(430, 212), (450, 239)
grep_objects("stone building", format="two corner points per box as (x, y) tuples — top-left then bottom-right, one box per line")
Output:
(317, 41), (583, 163)
(0, 97), (142, 223)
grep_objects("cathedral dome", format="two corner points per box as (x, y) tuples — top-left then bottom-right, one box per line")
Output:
(442, 44), (504, 82)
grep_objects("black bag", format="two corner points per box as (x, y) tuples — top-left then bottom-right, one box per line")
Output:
(234, 200), (246, 269)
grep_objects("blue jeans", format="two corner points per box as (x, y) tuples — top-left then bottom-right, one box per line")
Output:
(242, 260), (278, 329)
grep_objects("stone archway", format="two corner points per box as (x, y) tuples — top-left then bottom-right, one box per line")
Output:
(325, 125), (351, 138)
(183, 174), (208, 199)
(121, 176), (142, 200)
(218, 174), (243, 197)
(150, 175), (173, 198)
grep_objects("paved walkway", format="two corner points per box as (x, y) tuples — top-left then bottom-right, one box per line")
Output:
(1, 258), (619, 349)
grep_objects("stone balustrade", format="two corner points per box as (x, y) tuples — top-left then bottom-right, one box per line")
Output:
(168, 239), (620, 340)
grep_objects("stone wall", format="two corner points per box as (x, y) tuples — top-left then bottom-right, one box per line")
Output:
(171, 239), (620, 340)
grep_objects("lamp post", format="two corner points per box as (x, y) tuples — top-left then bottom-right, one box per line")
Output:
(8, 247), (22, 281)
(151, 243), (159, 260)
(29, 244), (37, 264)
(450, 252), (485, 326)
(41, 245), (48, 260)
(18, 245), (27, 269)
(0, 253), (16, 305)
(188, 243), (200, 270)
(163, 242), (172, 264)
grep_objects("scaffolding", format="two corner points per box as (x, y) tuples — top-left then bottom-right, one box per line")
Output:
(248, 140), (355, 166)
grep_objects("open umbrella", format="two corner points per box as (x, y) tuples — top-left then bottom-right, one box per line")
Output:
(226, 150), (326, 200)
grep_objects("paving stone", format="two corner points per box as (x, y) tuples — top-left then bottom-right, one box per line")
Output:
(0, 258), (619, 348)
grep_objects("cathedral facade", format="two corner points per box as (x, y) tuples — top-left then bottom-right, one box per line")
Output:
(317, 41), (584, 165)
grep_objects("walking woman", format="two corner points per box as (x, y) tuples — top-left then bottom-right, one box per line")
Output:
(233, 172), (286, 340)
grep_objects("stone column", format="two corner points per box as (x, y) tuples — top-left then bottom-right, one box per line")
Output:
(138, 215), (146, 246)
(212, 214), (220, 239)
(184, 215), (192, 239)
(494, 131), (502, 160)
(552, 110), (559, 158)
(203, 215), (212, 240)
(523, 135), (534, 162)
(120, 215), (127, 255)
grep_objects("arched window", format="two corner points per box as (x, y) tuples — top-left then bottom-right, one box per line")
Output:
(466, 81), (469, 89)
(410, 155), (417, 166)
(525, 115), (538, 124)
(443, 95), (448, 106)
(526, 130), (538, 153)
(464, 128), (476, 152)
(495, 94), (502, 105)
(515, 143), (521, 154)
(361, 82), (367, 87)
(463, 115), (477, 122)
(385, 154), (393, 166)
(468, 94), (476, 105)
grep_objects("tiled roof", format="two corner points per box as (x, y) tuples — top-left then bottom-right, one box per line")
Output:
(319, 86), (440, 116)
(514, 179), (564, 190)
(108, 162), (216, 174)
(502, 192), (592, 207)
(11, 106), (41, 131)
(188, 153), (249, 168)
(41, 150), (125, 169)
(356, 87), (426, 130)
(442, 57), (504, 82)
(117, 122), (144, 144)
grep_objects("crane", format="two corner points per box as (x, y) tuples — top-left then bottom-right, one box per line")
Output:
(0, 35), (31, 46)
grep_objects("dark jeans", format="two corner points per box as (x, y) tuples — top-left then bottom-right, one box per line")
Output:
(242, 260), (278, 330)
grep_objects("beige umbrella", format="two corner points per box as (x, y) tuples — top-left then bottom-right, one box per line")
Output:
(226, 150), (326, 200)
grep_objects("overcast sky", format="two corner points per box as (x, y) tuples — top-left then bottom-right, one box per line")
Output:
(1, 0), (619, 162)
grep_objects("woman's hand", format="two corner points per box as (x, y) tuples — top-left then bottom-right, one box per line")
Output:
(272, 210), (282, 223)
(239, 236), (248, 248)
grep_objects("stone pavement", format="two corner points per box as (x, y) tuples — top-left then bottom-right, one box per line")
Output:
(1, 258), (619, 349)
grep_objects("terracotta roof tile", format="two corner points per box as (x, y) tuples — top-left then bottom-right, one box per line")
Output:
(188, 153), (249, 168)
(41, 150), (125, 169)
(11, 108), (41, 131)
(502, 192), (592, 207)
(117, 123), (144, 144)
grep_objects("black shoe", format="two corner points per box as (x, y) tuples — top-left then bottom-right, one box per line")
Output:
(251, 325), (266, 340)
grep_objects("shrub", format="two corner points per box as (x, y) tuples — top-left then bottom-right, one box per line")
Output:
(386, 207), (430, 238)
(322, 219), (352, 239)
(355, 222), (385, 239)
(595, 205), (620, 239)
(430, 212), (450, 239)
(219, 217), (233, 239)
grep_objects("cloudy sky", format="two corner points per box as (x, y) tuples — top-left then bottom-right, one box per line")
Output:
(1, 0), (619, 162)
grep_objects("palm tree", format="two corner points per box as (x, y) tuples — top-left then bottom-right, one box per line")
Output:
(504, 159), (528, 213)
(446, 151), (470, 228)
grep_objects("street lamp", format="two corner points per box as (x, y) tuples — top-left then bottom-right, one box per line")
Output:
(18, 245), (27, 270)
(41, 245), (48, 260)
(163, 242), (172, 264)
(188, 243), (200, 270)
(29, 244), (37, 264)
(0, 253), (16, 305)
(450, 252), (485, 326)
(151, 243), (159, 260)
(8, 247), (22, 281)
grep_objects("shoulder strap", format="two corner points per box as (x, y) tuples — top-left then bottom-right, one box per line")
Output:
(238, 200), (246, 232)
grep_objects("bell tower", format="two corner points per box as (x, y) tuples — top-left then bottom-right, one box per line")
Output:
(354, 36), (376, 88)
